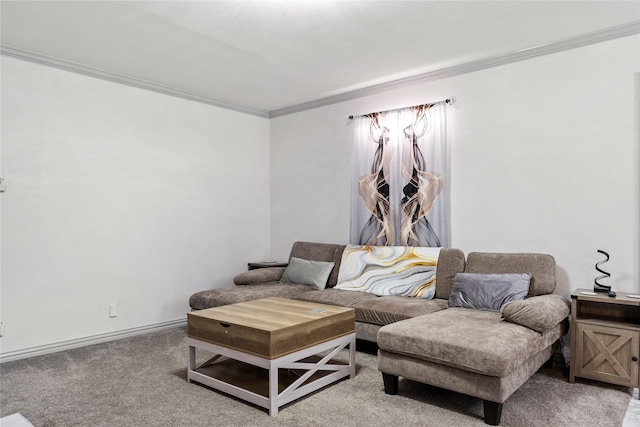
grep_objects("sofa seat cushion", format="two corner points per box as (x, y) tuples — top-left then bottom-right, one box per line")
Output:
(377, 307), (566, 377)
(291, 288), (378, 307)
(189, 283), (310, 309)
(353, 296), (448, 326)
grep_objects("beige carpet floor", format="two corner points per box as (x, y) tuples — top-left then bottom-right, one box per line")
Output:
(0, 326), (634, 427)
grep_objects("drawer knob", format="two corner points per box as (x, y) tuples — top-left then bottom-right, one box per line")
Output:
(632, 357), (638, 362)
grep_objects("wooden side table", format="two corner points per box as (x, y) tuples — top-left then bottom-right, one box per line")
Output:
(247, 261), (288, 270)
(570, 289), (640, 387)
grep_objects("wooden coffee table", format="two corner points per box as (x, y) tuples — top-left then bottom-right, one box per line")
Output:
(187, 297), (356, 416)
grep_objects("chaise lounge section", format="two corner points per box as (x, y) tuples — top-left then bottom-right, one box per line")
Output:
(377, 252), (569, 425)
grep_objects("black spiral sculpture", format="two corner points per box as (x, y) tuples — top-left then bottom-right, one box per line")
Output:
(594, 249), (611, 293)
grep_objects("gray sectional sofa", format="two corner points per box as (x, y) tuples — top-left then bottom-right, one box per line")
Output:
(189, 241), (570, 425)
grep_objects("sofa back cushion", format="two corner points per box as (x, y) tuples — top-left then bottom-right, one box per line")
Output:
(434, 248), (466, 299)
(289, 242), (346, 288)
(465, 252), (556, 296)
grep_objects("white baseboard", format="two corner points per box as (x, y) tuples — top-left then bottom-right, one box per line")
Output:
(0, 318), (187, 363)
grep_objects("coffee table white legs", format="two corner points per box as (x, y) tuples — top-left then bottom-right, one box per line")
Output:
(269, 363), (279, 415)
(187, 333), (356, 416)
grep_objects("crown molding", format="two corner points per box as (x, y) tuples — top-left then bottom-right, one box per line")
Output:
(0, 45), (270, 118)
(2, 21), (638, 120)
(269, 20), (640, 118)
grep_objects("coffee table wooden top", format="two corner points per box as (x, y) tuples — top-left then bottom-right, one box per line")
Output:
(187, 297), (355, 358)
(189, 297), (354, 330)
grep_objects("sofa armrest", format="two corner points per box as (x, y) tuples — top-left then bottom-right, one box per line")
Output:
(233, 267), (287, 285)
(500, 294), (569, 332)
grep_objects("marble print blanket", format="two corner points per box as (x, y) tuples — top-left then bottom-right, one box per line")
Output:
(335, 245), (441, 299)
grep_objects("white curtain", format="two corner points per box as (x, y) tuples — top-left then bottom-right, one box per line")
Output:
(350, 102), (449, 247)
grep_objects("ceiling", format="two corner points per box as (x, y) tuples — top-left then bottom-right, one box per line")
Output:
(1, 1), (639, 117)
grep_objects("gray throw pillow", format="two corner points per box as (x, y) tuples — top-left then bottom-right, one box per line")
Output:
(280, 257), (335, 290)
(448, 273), (531, 311)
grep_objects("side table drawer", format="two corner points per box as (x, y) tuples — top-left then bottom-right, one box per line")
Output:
(574, 322), (639, 388)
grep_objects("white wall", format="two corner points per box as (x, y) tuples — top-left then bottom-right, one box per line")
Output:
(270, 35), (640, 297)
(0, 57), (270, 356)
(2, 34), (638, 359)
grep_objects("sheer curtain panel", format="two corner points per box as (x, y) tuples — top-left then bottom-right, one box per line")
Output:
(350, 102), (449, 247)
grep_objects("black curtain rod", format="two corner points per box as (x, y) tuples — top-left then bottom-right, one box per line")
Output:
(348, 97), (455, 120)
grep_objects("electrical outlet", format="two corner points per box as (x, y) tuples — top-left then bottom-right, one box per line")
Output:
(109, 303), (118, 318)
(0, 322), (3, 337)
